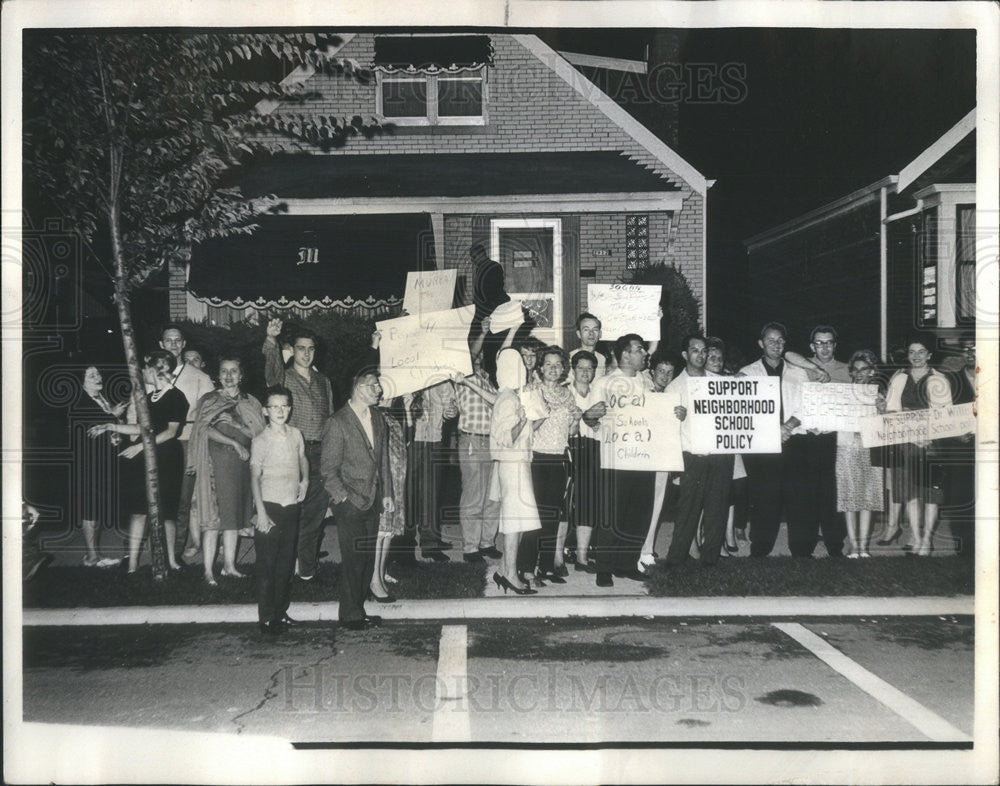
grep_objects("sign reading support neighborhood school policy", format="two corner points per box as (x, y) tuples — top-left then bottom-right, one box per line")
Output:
(587, 284), (661, 340)
(599, 395), (683, 472)
(687, 376), (782, 454)
(376, 305), (474, 398)
(402, 269), (457, 315)
(860, 403), (976, 448)
(799, 382), (879, 432)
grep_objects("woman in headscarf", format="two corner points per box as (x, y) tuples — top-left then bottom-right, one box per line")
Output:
(489, 347), (541, 595)
(188, 354), (267, 585)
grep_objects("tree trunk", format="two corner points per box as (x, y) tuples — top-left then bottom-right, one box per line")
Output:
(109, 200), (167, 581)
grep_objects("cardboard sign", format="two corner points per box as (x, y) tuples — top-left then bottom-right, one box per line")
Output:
(376, 305), (474, 399)
(799, 382), (879, 432)
(587, 284), (661, 340)
(686, 376), (782, 454)
(599, 397), (683, 472)
(402, 269), (457, 315)
(860, 403), (976, 447)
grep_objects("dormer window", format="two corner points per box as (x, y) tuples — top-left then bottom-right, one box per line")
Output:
(374, 35), (491, 126)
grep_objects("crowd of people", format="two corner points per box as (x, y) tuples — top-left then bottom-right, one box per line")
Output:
(77, 257), (977, 635)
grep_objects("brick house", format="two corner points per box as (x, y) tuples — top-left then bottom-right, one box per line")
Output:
(744, 109), (975, 358)
(173, 33), (708, 349)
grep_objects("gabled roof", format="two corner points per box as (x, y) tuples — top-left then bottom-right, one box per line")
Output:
(746, 108), (976, 251)
(235, 151), (680, 199)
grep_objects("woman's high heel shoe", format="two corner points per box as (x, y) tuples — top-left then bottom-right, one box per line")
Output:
(876, 527), (903, 546)
(368, 589), (397, 603)
(493, 571), (538, 596)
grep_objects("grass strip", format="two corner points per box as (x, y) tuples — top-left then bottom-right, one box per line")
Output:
(645, 555), (974, 597)
(23, 559), (488, 609)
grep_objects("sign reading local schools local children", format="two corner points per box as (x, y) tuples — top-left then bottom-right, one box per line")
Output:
(587, 284), (661, 340)
(599, 394), (683, 472)
(686, 376), (782, 454)
(376, 305), (474, 399)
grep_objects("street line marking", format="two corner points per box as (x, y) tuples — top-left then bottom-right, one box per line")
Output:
(773, 622), (972, 742)
(431, 624), (470, 742)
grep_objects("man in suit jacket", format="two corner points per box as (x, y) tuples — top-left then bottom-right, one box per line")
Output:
(321, 367), (394, 629)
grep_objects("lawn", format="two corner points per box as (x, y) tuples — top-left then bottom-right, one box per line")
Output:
(22, 559), (488, 609)
(645, 555), (975, 597)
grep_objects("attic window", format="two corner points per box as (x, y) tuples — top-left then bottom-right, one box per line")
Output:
(374, 36), (490, 126)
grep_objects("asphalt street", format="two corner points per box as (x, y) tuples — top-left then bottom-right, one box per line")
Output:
(22, 616), (973, 745)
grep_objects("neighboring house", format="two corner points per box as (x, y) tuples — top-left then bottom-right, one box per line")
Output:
(744, 109), (975, 358)
(172, 33), (709, 349)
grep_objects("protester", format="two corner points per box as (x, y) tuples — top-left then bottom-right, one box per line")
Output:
(638, 352), (680, 569)
(569, 312), (611, 379)
(453, 352), (502, 563)
(263, 318), (333, 581)
(373, 401), (407, 601)
(835, 350), (885, 558)
(738, 322), (811, 558)
(665, 335), (735, 567)
(250, 385), (308, 636)
(567, 351), (607, 572)
(158, 325), (216, 564)
(943, 333), (976, 557)
(589, 334), (656, 586)
(182, 348), (207, 372)
(321, 365), (394, 630)
(522, 345), (581, 585)
(89, 350), (188, 574)
(885, 337), (954, 556)
(490, 347), (541, 595)
(188, 355), (266, 585)
(706, 337), (746, 553)
(76, 366), (126, 567)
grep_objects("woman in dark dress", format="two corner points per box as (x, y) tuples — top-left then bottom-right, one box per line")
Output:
(89, 350), (188, 573)
(79, 365), (127, 566)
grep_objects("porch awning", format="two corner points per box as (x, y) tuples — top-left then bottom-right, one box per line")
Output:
(187, 213), (432, 310)
(235, 151), (681, 200)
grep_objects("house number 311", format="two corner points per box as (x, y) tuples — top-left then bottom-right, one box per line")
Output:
(297, 247), (319, 265)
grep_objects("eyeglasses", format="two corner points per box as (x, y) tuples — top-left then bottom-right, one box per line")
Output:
(813, 340), (836, 347)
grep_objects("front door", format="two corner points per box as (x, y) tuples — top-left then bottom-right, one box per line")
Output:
(490, 218), (562, 345)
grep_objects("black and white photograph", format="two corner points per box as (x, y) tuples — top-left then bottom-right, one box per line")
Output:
(3, 1), (998, 783)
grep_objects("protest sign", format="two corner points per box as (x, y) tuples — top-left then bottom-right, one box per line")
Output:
(860, 403), (976, 448)
(376, 305), (474, 398)
(686, 376), (781, 454)
(799, 382), (879, 432)
(587, 284), (661, 340)
(402, 269), (457, 315)
(599, 396), (683, 472)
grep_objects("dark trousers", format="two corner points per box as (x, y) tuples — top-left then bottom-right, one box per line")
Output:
(593, 469), (654, 573)
(396, 439), (443, 554)
(742, 452), (786, 557)
(334, 500), (379, 622)
(730, 476), (749, 530)
(784, 433), (844, 557)
(666, 452), (735, 566)
(296, 442), (331, 578)
(523, 452), (567, 576)
(176, 442), (195, 540)
(254, 501), (300, 624)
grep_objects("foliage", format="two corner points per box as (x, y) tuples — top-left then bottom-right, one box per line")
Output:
(623, 262), (701, 356)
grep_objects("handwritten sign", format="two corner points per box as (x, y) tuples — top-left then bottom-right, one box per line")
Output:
(402, 269), (457, 315)
(799, 382), (879, 432)
(599, 397), (683, 472)
(860, 404), (976, 448)
(587, 284), (661, 340)
(376, 305), (474, 398)
(687, 377), (782, 454)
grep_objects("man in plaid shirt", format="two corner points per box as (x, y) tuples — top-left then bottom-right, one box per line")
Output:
(454, 352), (502, 562)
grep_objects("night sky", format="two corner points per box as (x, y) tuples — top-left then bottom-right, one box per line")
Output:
(541, 27), (976, 352)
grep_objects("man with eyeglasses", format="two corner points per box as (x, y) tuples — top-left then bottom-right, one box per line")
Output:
(782, 325), (850, 559)
(738, 322), (811, 557)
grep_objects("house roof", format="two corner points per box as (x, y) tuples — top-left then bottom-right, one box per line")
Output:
(235, 151), (680, 199)
(746, 108), (976, 251)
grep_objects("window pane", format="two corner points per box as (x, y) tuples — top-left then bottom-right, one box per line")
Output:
(957, 205), (976, 322)
(920, 207), (938, 326)
(382, 78), (427, 118)
(438, 76), (483, 117)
